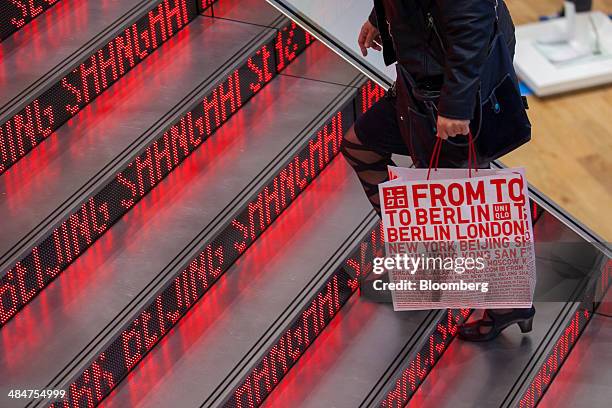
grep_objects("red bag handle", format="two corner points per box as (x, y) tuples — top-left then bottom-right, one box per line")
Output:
(427, 131), (479, 180)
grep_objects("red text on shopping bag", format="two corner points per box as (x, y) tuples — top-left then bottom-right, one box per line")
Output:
(381, 175), (530, 243)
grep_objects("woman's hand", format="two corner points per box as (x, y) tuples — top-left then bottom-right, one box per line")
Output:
(436, 115), (470, 139)
(358, 21), (382, 56)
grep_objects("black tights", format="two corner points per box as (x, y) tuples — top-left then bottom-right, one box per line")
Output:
(340, 126), (396, 216)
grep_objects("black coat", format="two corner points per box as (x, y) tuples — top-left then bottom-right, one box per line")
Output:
(369, 0), (516, 120)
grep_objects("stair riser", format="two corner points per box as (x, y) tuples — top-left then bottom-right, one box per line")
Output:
(44, 85), (355, 408)
(515, 261), (611, 408)
(0, 0), (63, 41)
(221, 219), (384, 408)
(0, 20), (313, 327)
(0, 0), (200, 175)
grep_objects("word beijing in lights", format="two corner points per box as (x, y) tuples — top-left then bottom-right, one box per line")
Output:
(50, 105), (350, 408)
(0, 0), (198, 174)
(0, 0), (61, 40)
(0, 21), (314, 327)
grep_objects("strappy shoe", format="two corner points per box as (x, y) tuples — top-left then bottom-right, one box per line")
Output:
(458, 306), (536, 342)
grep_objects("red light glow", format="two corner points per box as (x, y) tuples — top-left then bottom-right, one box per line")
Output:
(0, 0), (61, 40)
(223, 220), (385, 408)
(48, 102), (352, 408)
(0, 0), (197, 175)
(519, 309), (590, 408)
(379, 309), (471, 408)
(1, 19), (313, 328)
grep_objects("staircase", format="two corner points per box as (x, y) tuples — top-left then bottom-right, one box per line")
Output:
(1, 1), (610, 407)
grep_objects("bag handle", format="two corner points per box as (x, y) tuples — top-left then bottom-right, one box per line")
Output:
(427, 131), (479, 180)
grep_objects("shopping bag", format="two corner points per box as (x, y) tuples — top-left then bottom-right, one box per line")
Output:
(378, 164), (536, 311)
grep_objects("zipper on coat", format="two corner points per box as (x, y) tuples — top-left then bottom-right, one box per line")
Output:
(424, 12), (433, 75)
(427, 12), (445, 50)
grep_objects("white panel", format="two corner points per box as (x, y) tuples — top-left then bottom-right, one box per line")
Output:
(515, 12), (612, 96)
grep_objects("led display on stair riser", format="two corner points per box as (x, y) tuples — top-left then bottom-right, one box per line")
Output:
(0, 0), (198, 175)
(48, 103), (352, 408)
(0, 0), (62, 40)
(520, 262), (610, 408)
(356, 80), (386, 117)
(380, 308), (471, 408)
(519, 308), (590, 408)
(0, 21), (314, 327)
(225, 223), (385, 408)
(0, 0), (215, 41)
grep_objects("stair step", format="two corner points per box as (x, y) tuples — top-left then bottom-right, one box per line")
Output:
(210, 0), (282, 26)
(0, 13), (310, 327)
(538, 309), (612, 407)
(0, 46), (360, 408)
(101, 156), (374, 408)
(0, 0), (201, 174)
(398, 211), (608, 408)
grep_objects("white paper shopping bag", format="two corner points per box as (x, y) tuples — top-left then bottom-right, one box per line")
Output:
(378, 167), (536, 311)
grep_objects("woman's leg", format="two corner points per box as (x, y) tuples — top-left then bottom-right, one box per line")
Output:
(341, 125), (394, 216)
(340, 92), (410, 216)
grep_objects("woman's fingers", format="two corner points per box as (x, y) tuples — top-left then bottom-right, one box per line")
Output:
(358, 25), (368, 56)
(358, 21), (381, 56)
(365, 29), (377, 48)
(437, 127), (449, 140)
(452, 123), (466, 137)
(437, 116), (470, 139)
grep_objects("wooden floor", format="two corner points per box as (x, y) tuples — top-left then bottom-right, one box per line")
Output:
(502, 0), (612, 241)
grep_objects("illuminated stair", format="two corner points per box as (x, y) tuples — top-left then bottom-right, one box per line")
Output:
(0, 4), (363, 405)
(0, 0), (204, 174)
(0, 4), (308, 327)
(538, 286), (612, 408)
(101, 155), (377, 408)
(260, 297), (468, 408)
(1, 1), (610, 408)
(388, 207), (609, 408)
(252, 190), (609, 408)
(1, 0), (62, 41)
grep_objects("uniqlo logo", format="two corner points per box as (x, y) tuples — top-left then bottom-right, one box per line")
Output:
(493, 203), (511, 220)
(383, 186), (408, 209)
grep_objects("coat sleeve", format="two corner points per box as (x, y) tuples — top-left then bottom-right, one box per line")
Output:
(368, 6), (378, 28)
(435, 0), (497, 120)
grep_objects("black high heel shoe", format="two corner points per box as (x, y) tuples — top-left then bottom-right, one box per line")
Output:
(458, 307), (536, 342)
